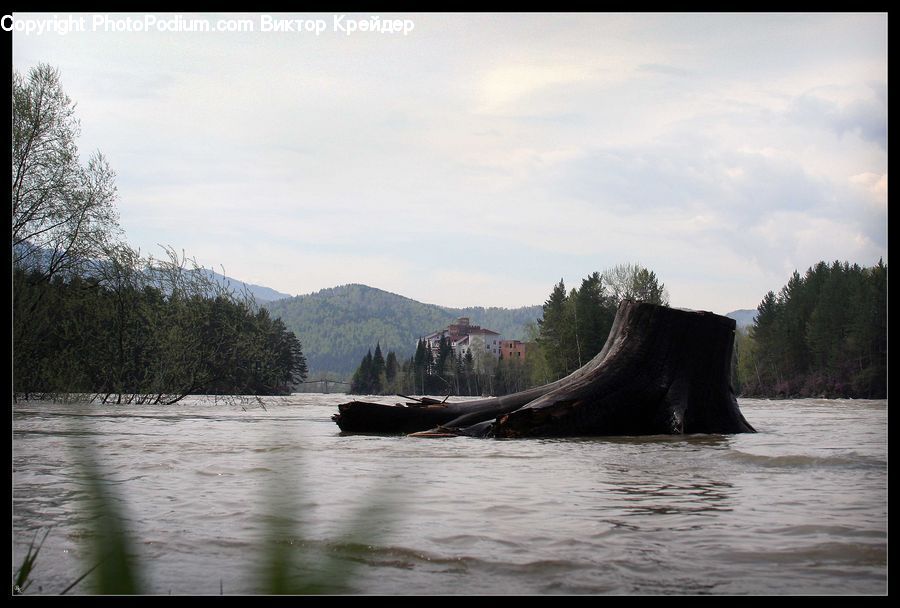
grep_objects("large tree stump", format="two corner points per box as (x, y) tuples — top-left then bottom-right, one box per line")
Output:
(332, 301), (755, 437)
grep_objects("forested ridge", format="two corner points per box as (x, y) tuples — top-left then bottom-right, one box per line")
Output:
(263, 283), (542, 377)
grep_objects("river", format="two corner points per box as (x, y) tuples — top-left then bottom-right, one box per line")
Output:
(12, 396), (887, 595)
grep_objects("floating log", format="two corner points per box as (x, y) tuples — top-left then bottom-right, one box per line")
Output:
(332, 301), (755, 438)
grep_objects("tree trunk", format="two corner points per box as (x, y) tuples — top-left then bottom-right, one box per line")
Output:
(332, 301), (755, 437)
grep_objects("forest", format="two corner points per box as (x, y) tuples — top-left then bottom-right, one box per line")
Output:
(348, 339), (534, 397)
(348, 264), (669, 397)
(735, 260), (886, 398)
(13, 252), (307, 403)
(12, 64), (308, 403)
(349, 260), (887, 401)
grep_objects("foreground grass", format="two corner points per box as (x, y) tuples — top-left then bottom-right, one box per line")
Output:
(13, 529), (50, 594)
(14, 429), (397, 595)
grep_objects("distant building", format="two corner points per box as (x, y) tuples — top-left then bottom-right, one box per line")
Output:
(421, 318), (503, 360)
(499, 339), (528, 361)
(454, 328), (502, 359)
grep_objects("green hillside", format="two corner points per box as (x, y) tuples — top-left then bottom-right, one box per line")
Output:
(263, 284), (542, 378)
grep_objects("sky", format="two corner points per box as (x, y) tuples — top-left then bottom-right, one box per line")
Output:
(11, 12), (888, 314)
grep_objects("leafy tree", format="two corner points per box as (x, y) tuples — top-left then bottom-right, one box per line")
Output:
(463, 350), (475, 395)
(13, 256), (308, 402)
(11, 66), (308, 403)
(602, 262), (669, 306)
(12, 63), (120, 282)
(535, 264), (664, 380)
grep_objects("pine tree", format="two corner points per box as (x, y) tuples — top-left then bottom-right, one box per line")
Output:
(750, 290), (781, 390)
(385, 351), (398, 385)
(361, 350), (374, 393)
(372, 343), (385, 394)
(412, 339), (431, 394)
(537, 279), (570, 378)
(574, 271), (615, 360)
(741, 260), (886, 398)
(630, 267), (669, 306)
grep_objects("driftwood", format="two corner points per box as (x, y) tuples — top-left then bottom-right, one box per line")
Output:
(332, 301), (755, 438)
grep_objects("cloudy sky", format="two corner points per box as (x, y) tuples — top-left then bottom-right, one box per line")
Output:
(11, 12), (887, 314)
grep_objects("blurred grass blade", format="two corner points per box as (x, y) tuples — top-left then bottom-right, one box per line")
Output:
(259, 466), (402, 594)
(59, 560), (103, 595)
(13, 528), (51, 594)
(77, 439), (143, 594)
(305, 483), (401, 595)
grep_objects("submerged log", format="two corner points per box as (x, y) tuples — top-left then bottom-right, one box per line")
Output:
(332, 301), (755, 437)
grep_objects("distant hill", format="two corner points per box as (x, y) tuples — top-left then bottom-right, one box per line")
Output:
(197, 269), (293, 303)
(726, 309), (757, 329)
(263, 284), (543, 378)
(13, 241), (293, 303)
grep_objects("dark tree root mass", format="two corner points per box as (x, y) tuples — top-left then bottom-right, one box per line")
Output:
(332, 301), (755, 438)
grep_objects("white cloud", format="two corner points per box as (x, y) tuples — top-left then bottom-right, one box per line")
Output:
(12, 12), (887, 312)
(477, 64), (594, 113)
(849, 172), (888, 209)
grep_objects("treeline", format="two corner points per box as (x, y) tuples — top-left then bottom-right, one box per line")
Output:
(349, 339), (534, 397)
(735, 260), (886, 398)
(12, 63), (308, 402)
(13, 252), (308, 403)
(348, 263), (668, 397)
(349, 344), (398, 395)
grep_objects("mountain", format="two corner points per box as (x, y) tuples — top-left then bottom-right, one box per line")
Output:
(263, 284), (543, 378)
(726, 309), (757, 330)
(197, 269), (293, 303)
(13, 241), (293, 303)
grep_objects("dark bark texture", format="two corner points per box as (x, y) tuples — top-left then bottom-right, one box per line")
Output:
(332, 301), (755, 438)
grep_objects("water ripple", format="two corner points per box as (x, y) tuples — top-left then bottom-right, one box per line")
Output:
(11, 397), (888, 595)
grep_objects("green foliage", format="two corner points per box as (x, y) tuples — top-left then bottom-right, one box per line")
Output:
(522, 321), (553, 387)
(258, 457), (401, 595)
(492, 356), (532, 396)
(738, 260), (886, 398)
(11, 64), (307, 403)
(601, 262), (670, 307)
(13, 249), (308, 403)
(13, 529), (50, 594)
(78, 446), (143, 594)
(536, 265), (662, 380)
(263, 284), (542, 378)
(13, 63), (120, 282)
(16, 432), (396, 595)
(385, 351), (398, 384)
(537, 279), (575, 377)
(347, 264), (666, 396)
(349, 339), (509, 398)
